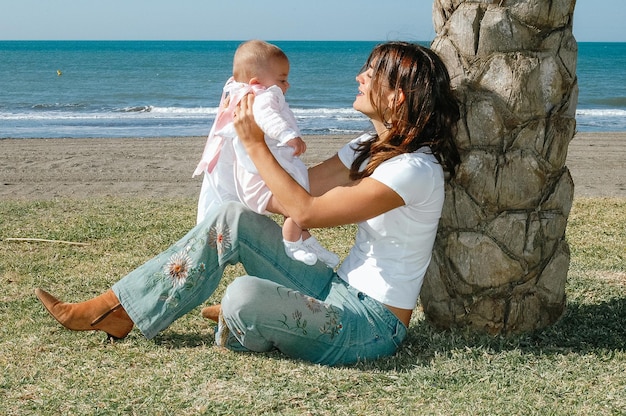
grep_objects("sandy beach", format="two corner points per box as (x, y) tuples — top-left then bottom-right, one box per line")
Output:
(1, 132), (624, 200)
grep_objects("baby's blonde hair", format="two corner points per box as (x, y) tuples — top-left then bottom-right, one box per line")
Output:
(233, 40), (288, 82)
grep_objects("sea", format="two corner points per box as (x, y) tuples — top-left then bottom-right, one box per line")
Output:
(1, 40), (625, 139)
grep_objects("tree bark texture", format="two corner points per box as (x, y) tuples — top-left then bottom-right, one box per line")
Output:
(422, 0), (578, 334)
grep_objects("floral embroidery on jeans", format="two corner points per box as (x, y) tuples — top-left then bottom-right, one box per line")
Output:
(279, 310), (308, 335)
(208, 222), (232, 256)
(163, 251), (193, 288)
(276, 287), (343, 340)
(182, 236), (206, 255)
(303, 295), (323, 314)
(158, 249), (206, 308)
(319, 308), (343, 339)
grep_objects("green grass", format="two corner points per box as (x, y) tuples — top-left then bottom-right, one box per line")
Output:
(1, 197), (624, 415)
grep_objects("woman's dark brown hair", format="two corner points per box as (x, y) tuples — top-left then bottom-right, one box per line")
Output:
(350, 42), (461, 180)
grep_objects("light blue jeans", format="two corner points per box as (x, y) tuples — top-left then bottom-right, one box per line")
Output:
(113, 202), (407, 366)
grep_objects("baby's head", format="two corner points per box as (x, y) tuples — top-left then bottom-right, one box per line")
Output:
(233, 40), (291, 94)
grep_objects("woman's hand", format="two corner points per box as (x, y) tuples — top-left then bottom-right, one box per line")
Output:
(233, 93), (265, 152)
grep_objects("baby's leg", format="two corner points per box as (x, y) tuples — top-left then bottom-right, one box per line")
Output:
(281, 215), (302, 243)
(282, 217), (317, 266)
(266, 196), (338, 268)
(265, 195), (317, 265)
(267, 196), (339, 269)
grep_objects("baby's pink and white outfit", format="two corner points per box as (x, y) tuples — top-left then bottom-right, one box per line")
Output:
(194, 77), (308, 218)
(193, 78), (339, 268)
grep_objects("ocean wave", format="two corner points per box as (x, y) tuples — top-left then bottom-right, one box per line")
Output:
(116, 105), (218, 115)
(576, 108), (626, 117)
(575, 108), (626, 131)
(120, 105), (154, 113)
(1, 105), (624, 138)
(292, 107), (360, 115)
(147, 106), (217, 115)
(0, 106), (362, 121)
(0, 107), (215, 120)
(4, 106), (624, 118)
(31, 102), (87, 110)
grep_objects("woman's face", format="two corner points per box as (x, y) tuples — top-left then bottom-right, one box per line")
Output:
(354, 64), (395, 124)
(353, 66), (376, 118)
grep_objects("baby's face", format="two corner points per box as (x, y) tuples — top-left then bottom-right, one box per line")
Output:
(256, 57), (291, 94)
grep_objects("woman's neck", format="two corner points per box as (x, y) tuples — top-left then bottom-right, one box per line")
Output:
(372, 119), (389, 138)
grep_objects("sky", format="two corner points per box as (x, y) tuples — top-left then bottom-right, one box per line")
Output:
(1, 0), (624, 42)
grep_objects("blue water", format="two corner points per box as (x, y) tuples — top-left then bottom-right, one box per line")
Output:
(0, 41), (624, 139)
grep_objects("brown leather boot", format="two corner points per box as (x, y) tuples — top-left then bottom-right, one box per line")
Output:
(35, 288), (134, 340)
(201, 304), (221, 322)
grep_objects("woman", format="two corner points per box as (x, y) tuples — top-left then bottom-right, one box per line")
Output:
(35, 42), (460, 366)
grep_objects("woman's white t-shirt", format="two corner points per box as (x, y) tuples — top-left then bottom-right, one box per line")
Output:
(336, 134), (445, 309)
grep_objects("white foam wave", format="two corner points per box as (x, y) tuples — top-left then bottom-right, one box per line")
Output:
(1, 106), (623, 138)
(576, 108), (626, 117)
(144, 106), (217, 115)
(5, 106), (618, 120)
(0, 106), (364, 121)
(0, 107), (216, 120)
(292, 107), (360, 115)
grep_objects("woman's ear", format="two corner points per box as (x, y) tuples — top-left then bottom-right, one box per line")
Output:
(387, 88), (405, 108)
(395, 89), (406, 106)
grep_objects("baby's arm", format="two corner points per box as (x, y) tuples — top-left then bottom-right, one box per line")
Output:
(253, 87), (301, 145)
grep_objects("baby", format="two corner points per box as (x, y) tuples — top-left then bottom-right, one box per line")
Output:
(193, 40), (339, 268)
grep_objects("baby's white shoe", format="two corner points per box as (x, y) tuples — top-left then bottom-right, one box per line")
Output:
(284, 238), (317, 266)
(303, 236), (340, 268)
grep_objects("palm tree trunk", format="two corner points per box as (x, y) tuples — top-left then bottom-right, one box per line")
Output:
(422, 0), (578, 333)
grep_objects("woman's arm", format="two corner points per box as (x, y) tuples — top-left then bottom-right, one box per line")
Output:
(234, 94), (404, 229)
(307, 154), (351, 196)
